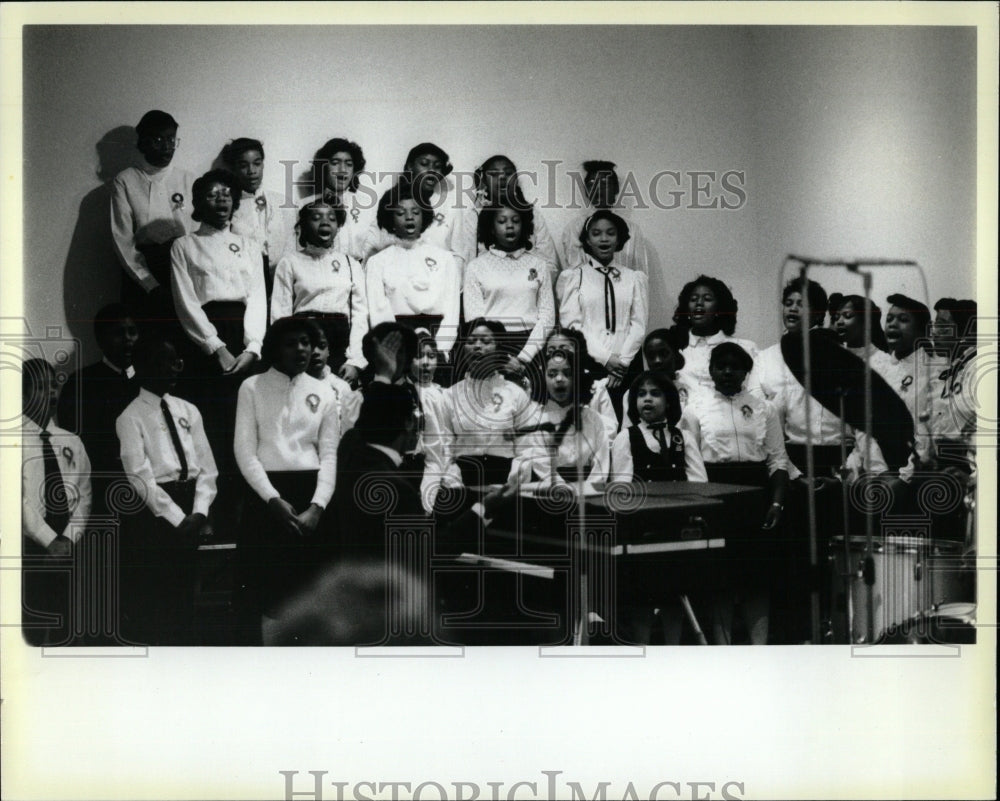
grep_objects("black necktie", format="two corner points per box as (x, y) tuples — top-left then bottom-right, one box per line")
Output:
(39, 428), (70, 535)
(648, 422), (669, 455)
(161, 398), (189, 481)
(595, 265), (617, 333)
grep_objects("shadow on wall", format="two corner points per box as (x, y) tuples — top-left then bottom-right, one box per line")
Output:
(61, 126), (140, 363)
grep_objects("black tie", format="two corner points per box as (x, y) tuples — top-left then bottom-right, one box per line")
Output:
(648, 422), (669, 456)
(596, 265), (617, 333)
(39, 428), (70, 535)
(161, 398), (189, 481)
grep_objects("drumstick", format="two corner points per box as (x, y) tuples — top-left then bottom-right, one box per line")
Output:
(679, 594), (709, 646)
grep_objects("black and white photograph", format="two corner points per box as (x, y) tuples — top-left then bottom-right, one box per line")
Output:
(1, 3), (996, 800)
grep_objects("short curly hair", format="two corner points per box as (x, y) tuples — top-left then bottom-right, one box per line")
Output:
(296, 199), (348, 247)
(375, 182), (435, 233)
(261, 316), (319, 367)
(312, 137), (367, 194)
(191, 169), (242, 222)
(672, 275), (738, 337)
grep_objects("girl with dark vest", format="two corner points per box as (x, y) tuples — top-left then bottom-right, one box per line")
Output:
(610, 370), (707, 483)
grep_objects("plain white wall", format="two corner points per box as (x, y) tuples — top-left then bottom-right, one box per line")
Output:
(22, 25), (976, 363)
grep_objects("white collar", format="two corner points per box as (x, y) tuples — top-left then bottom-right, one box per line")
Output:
(139, 158), (171, 177)
(368, 443), (403, 467)
(265, 367), (307, 386)
(688, 330), (728, 347)
(488, 245), (527, 259)
(197, 222), (229, 236)
(137, 387), (166, 407)
(102, 357), (135, 378)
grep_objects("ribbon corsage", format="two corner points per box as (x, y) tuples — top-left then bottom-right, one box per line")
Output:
(62, 446), (75, 467)
(255, 196), (267, 210)
(425, 257), (438, 271)
(171, 192), (184, 210)
(306, 394), (320, 413)
(229, 243), (241, 254)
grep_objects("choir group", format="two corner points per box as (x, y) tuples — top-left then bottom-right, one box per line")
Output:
(21, 109), (979, 647)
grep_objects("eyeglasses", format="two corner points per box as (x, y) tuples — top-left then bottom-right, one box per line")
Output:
(145, 136), (180, 149)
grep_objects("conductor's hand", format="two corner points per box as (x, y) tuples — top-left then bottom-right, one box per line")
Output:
(295, 503), (324, 536)
(372, 329), (403, 382)
(605, 355), (627, 378)
(267, 497), (302, 537)
(481, 480), (519, 519)
(761, 504), (782, 530)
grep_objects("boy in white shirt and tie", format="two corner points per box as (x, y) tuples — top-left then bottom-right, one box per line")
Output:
(116, 337), (217, 645)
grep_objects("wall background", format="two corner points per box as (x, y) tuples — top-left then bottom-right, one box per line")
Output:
(22, 25), (976, 364)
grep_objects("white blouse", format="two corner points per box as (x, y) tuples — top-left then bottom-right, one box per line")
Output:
(170, 223), (267, 356)
(270, 244), (369, 369)
(681, 388), (793, 477)
(512, 400), (611, 485)
(556, 255), (649, 366)
(234, 369), (341, 508)
(365, 242), (462, 357)
(609, 420), (708, 484)
(463, 247), (555, 362)
(230, 189), (292, 266)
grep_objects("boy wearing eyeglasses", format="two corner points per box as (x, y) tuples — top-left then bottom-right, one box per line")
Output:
(115, 336), (217, 645)
(110, 109), (196, 331)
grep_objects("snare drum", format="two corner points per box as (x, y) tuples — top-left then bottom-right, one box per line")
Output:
(829, 536), (966, 644)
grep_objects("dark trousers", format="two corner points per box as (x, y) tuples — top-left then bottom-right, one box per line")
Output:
(119, 481), (199, 646)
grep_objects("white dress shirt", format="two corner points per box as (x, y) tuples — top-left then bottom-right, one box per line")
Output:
(21, 419), (92, 547)
(677, 330), (761, 395)
(230, 189), (292, 266)
(270, 244), (369, 369)
(512, 400), (611, 485)
(559, 206), (650, 275)
(681, 388), (794, 477)
(609, 420), (709, 483)
(463, 247), (555, 362)
(234, 369), (340, 508)
(170, 223), (267, 356)
(365, 242), (462, 357)
(111, 159), (196, 291)
(556, 255), (649, 366)
(115, 389), (218, 527)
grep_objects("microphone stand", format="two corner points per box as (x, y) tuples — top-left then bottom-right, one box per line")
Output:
(785, 255), (926, 644)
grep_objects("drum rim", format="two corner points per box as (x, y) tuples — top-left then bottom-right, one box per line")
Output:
(830, 535), (962, 553)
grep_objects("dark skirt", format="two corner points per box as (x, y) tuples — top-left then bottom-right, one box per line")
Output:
(455, 454), (513, 487)
(237, 470), (333, 618)
(786, 443), (844, 479)
(705, 461), (777, 591)
(118, 480), (199, 646)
